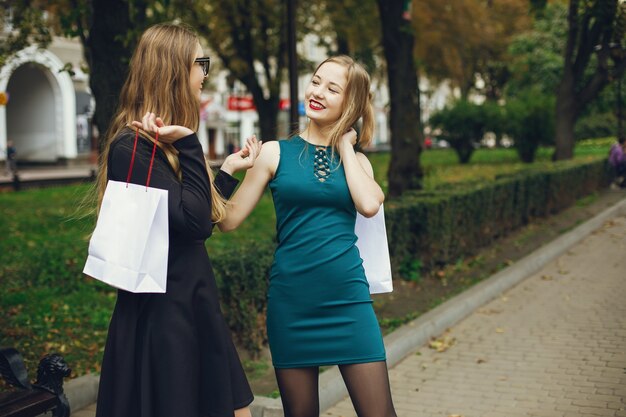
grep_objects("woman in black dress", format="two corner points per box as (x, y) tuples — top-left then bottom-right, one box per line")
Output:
(93, 23), (261, 417)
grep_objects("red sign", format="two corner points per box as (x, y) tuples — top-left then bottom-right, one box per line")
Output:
(279, 99), (290, 110)
(227, 96), (255, 111)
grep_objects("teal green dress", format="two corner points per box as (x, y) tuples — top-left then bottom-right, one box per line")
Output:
(267, 136), (386, 368)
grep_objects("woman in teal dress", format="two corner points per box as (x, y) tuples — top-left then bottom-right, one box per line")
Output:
(220, 55), (397, 417)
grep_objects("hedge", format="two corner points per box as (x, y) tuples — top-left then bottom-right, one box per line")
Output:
(214, 158), (611, 355)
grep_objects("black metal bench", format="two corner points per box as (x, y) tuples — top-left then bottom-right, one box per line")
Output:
(0, 347), (71, 417)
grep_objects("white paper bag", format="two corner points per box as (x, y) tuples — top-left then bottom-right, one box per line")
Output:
(355, 204), (393, 294)
(83, 180), (169, 293)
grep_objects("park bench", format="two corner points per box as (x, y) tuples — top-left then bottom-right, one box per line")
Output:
(0, 347), (70, 417)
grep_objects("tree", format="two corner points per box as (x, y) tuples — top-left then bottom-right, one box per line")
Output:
(377, 0), (424, 197)
(412, 0), (530, 100)
(190, 1), (288, 141)
(554, 0), (626, 160)
(308, 0), (382, 74)
(0, 1), (52, 67)
(506, 2), (568, 96)
(48, 0), (177, 151)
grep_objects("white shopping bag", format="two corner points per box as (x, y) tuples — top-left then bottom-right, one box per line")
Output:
(83, 180), (169, 293)
(84, 129), (169, 293)
(355, 204), (393, 294)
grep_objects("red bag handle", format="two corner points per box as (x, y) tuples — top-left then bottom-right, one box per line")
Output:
(126, 128), (159, 189)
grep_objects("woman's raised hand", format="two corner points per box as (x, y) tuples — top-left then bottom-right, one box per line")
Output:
(220, 135), (263, 175)
(338, 128), (358, 154)
(131, 112), (194, 143)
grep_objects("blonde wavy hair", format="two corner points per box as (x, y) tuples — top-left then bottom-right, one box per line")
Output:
(94, 23), (226, 222)
(307, 55), (375, 151)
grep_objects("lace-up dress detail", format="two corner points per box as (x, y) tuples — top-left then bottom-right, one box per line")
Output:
(313, 146), (331, 182)
(267, 136), (386, 368)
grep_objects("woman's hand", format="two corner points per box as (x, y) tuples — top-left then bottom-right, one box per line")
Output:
(131, 112), (194, 144)
(220, 135), (263, 175)
(338, 128), (358, 155)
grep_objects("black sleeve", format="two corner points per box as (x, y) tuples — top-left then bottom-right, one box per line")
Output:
(214, 170), (239, 200)
(108, 131), (214, 239)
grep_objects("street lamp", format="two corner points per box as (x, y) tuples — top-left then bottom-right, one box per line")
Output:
(287, 0), (299, 133)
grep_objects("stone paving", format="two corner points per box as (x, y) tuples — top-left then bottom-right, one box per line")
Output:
(325, 216), (626, 417)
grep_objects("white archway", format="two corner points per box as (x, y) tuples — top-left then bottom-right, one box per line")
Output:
(0, 46), (77, 162)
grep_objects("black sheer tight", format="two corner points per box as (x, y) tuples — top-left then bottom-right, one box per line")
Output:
(275, 361), (396, 417)
(339, 361), (397, 417)
(275, 367), (320, 417)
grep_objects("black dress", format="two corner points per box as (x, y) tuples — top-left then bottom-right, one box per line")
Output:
(95, 129), (253, 417)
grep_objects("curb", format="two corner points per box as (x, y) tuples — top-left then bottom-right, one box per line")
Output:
(65, 196), (626, 416)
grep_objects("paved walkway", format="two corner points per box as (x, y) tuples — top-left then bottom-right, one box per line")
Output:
(70, 214), (626, 417)
(326, 215), (626, 417)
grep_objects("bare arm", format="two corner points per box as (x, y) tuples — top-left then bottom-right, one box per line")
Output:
(218, 141), (279, 232)
(338, 129), (384, 217)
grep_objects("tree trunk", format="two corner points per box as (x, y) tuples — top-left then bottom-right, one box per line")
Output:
(554, 87), (577, 160)
(86, 0), (135, 153)
(377, 0), (424, 197)
(256, 98), (280, 141)
(553, 0), (624, 160)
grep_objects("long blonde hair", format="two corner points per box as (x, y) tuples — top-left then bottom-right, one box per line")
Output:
(308, 55), (375, 151)
(95, 23), (226, 222)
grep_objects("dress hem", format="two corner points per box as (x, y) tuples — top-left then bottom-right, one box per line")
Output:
(272, 355), (386, 369)
(204, 396), (255, 417)
(233, 395), (255, 409)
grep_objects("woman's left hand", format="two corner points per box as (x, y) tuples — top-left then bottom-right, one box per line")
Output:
(337, 128), (358, 157)
(340, 128), (358, 148)
(221, 135), (263, 175)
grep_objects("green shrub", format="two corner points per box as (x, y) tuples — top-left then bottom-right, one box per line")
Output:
(574, 112), (617, 141)
(385, 158), (610, 271)
(429, 100), (494, 164)
(504, 89), (556, 163)
(212, 240), (274, 357)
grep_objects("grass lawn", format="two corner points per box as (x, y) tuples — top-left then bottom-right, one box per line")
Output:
(0, 138), (612, 383)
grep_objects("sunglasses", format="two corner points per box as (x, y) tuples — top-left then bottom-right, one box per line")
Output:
(194, 57), (211, 76)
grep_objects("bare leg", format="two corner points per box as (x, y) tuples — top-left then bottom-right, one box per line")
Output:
(274, 367), (320, 417)
(339, 361), (397, 417)
(234, 407), (252, 417)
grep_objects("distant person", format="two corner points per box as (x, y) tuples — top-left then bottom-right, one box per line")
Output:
(609, 137), (626, 189)
(6, 140), (17, 175)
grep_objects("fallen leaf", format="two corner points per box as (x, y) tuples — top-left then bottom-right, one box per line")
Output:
(478, 308), (502, 315)
(541, 275), (553, 281)
(477, 358), (486, 364)
(495, 328), (505, 333)
(428, 335), (456, 352)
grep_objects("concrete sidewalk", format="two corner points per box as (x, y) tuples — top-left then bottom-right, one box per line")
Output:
(327, 214), (626, 416)
(68, 199), (626, 417)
